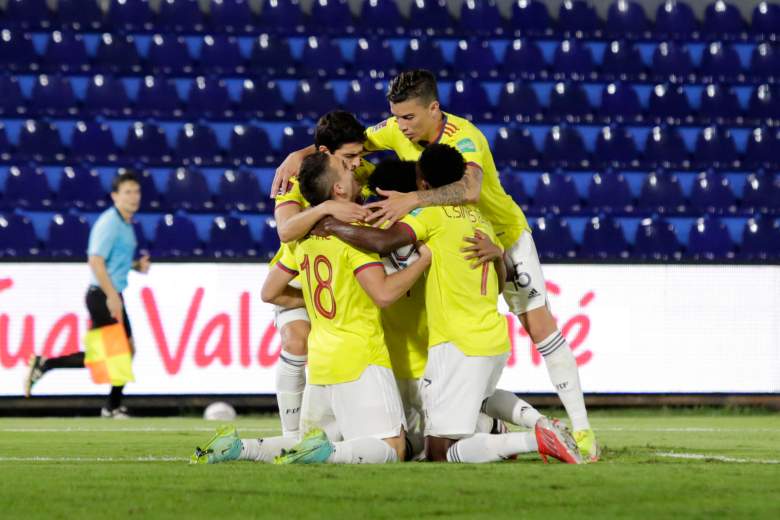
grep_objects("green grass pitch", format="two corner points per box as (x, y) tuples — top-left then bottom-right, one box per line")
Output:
(1, 409), (779, 519)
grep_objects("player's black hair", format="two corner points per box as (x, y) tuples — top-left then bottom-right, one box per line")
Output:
(298, 152), (337, 206)
(386, 69), (439, 105)
(367, 159), (418, 195)
(314, 110), (366, 153)
(417, 144), (466, 188)
(111, 170), (140, 192)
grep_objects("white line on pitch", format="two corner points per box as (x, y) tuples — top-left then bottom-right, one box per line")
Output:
(0, 427), (280, 433)
(655, 452), (780, 464)
(0, 456), (187, 462)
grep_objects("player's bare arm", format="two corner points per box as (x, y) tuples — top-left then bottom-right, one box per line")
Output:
(271, 144), (316, 197)
(317, 216), (414, 256)
(261, 265), (304, 309)
(356, 243), (431, 308)
(276, 199), (370, 243)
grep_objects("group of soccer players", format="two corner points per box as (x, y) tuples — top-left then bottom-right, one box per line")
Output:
(191, 69), (600, 465)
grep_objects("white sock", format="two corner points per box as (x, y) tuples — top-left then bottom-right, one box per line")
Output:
(275, 352), (307, 437)
(446, 432), (538, 463)
(482, 390), (544, 429)
(239, 437), (298, 463)
(327, 437), (398, 464)
(537, 330), (590, 431)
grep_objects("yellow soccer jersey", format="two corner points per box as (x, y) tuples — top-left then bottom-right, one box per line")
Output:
(381, 277), (428, 379)
(365, 113), (528, 249)
(277, 237), (392, 385)
(399, 206), (510, 357)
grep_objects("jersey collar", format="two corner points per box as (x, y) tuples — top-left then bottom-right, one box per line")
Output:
(431, 114), (448, 145)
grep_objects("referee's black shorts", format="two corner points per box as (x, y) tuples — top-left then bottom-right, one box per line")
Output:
(85, 286), (133, 339)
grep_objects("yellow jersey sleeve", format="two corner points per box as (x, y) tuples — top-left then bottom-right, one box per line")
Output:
(346, 243), (384, 276)
(275, 177), (310, 210)
(275, 242), (299, 274)
(399, 208), (434, 243)
(364, 118), (400, 152)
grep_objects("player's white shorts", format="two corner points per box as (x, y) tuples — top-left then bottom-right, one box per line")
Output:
(396, 377), (424, 436)
(503, 230), (548, 315)
(422, 342), (509, 439)
(300, 365), (407, 441)
(273, 305), (309, 330)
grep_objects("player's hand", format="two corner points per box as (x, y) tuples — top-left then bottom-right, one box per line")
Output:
(415, 241), (432, 267)
(271, 151), (303, 198)
(365, 190), (418, 228)
(136, 254), (151, 274)
(106, 292), (124, 322)
(461, 230), (502, 268)
(323, 200), (371, 223)
(309, 217), (334, 238)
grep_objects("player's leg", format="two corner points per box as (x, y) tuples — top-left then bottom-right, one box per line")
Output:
(273, 306), (310, 438)
(481, 389), (543, 429)
(101, 304), (134, 418)
(396, 377), (425, 460)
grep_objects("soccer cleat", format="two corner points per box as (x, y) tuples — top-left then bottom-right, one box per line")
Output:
(24, 355), (45, 397)
(101, 406), (131, 419)
(273, 429), (333, 465)
(574, 428), (601, 462)
(190, 425), (242, 465)
(534, 417), (583, 464)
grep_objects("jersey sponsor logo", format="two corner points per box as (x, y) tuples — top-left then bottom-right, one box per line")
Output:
(527, 288), (542, 299)
(456, 137), (476, 153)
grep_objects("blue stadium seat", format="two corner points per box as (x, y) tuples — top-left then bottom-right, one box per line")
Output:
(31, 74), (78, 117)
(458, 0), (504, 37)
(84, 74), (132, 118)
(157, 0), (205, 33)
(654, 0), (699, 40)
(279, 125), (315, 157)
(218, 169), (266, 213)
(606, 0), (649, 39)
(0, 75), (26, 117)
(587, 171), (635, 214)
(228, 124), (275, 166)
(744, 127), (780, 169)
(601, 40), (646, 81)
(531, 215), (577, 259)
(747, 84), (780, 122)
(93, 33), (142, 74)
(702, 0), (745, 39)
(643, 126), (689, 169)
(0, 124), (10, 161)
(651, 41), (694, 82)
(633, 216), (682, 260)
(594, 126), (640, 169)
(258, 0), (306, 34)
(453, 39), (499, 79)
(740, 171), (780, 215)
(531, 171), (581, 214)
(345, 79), (389, 121)
(353, 38), (397, 79)
(107, 0), (153, 32)
(542, 126), (589, 169)
(495, 81), (543, 123)
(293, 79), (337, 120)
(186, 77), (232, 119)
(132, 221), (149, 251)
(698, 84), (741, 125)
(492, 127), (539, 169)
(581, 215), (630, 259)
(687, 216), (734, 260)
(600, 82), (643, 123)
(71, 121), (120, 163)
(136, 168), (163, 212)
(693, 126), (739, 169)
(56, 166), (108, 211)
(699, 42), (743, 82)
(402, 38), (449, 78)
(198, 35), (246, 75)
(547, 81), (592, 123)
(301, 36), (347, 78)
(238, 79), (286, 119)
(510, 0), (552, 37)
(310, 0), (355, 35)
(502, 39), (547, 80)
(208, 216), (257, 258)
(750, 43), (780, 83)
(407, 0), (453, 36)
(638, 170), (686, 214)
(558, 0), (602, 38)
(41, 31), (89, 74)
(209, 0), (255, 34)
(258, 216), (280, 260)
(165, 168), (214, 212)
(0, 213), (40, 257)
(356, 0), (405, 36)
(689, 170), (737, 215)
(447, 80), (493, 121)
(152, 213), (203, 257)
(135, 76), (182, 118)
(552, 39), (595, 80)
(17, 120), (65, 162)
(751, 1), (780, 40)
(146, 34), (193, 75)
(740, 217), (780, 260)
(250, 34), (296, 77)
(176, 123), (222, 166)
(47, 213), (90, 257)
(647, 83), (692, 124)
(2, 165), (53, 209)
(58, 0), (104, 32)
(499, 172), (527, 207)
(124, 122), (172, 165)
(2, 0), (51, 30)
(0, 29), (38, 73)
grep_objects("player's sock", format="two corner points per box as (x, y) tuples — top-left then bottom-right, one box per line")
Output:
(328, 438), (398, 464)
(108, 385), (124, 410)
(482, 389), (543, 429)
(275, 352), (307, 438)
(239, 437), (298, 463)
(537, 330), (590, 431)
(446, 432), (538, 463)
(41, 352), (85, 372)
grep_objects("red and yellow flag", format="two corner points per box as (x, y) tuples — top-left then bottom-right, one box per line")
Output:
(84, 323), (134, 386)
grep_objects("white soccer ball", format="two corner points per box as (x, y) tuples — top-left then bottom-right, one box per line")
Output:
(382, 244), (421, 274)
(203, 401), (237, 421)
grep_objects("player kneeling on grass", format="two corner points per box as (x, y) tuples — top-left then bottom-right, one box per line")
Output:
(191, 152), (430, 465)
(315, 144), (582, 464)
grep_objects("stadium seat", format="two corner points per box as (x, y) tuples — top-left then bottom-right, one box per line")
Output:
(0, 29), (38, 73)
(258, 0), (306, 34)
(198, 35), (246, 75)
(637, 170), (686, 214)
(301, 36), (347, 78)
(208, 216), (257, 258)
(643, 126), (689, 169)
(108, 0), (154, 32)
(402, 38), (449, 78)
(124, 122), (173, 165)
(93, 33), (142, 74)
(135, 76), (182, 119)
(698, 84), (741, 125)
(654, 0), (699, 40)
(458, 0), (504, 36)
(747, 84), (780, 122)
(345, 79), (390, 121)
(2, 0), (51, 30)
(633, 216), (682, 260)
(447, 80), (493, 121)
(258, 216), (281, 260)
(136, 168), (163, 212)
(606, 0), (649, 39)
(581, 215), (630, 259)
(600, 40), (646, 81)
(530, 215), (577, 259)
(495, 81), (543, 123)
(689, 170), (737, 215)
(218, 170), (266, 213)
(587, 171), (635, 214)
(647, 83), (692, 124)
(292, 79), (337, 120)
(531, 171), (581, 214)
(84, 75), (132, 118)
(56, 166), (109, 212)
(406, 0), (452, 36)
(510, 0), (552, 37)
(310, 0), (355, 35)
(146, 34), (193, 75)
(751, 1), (780, 40)
(558, 0), (602, 38)
(176, 123), (222, 166)
(16, 120), (65, 162)
(693, 126), (739, 169)
(2, 165), (53, 209)
(46, 213), (90, 258)
(279, 125), (315, 157)
(547, 81), (592, 123)
(228, 124), (275, 166)
(30, 75), (78, 117)
(165, 168), (214, 212)
(687, 217), (734, 260)
(157, 0), (205, 33)
(542, 126), (589, 169)
(356, 0), (405, 36)
(744, 127), (780, 169)
(238, 79), (286, 120)
(186, 77), (232, 119)
(453, 39), (499, 79)
(594, 126), (640, 169)
(600, 82), (643, 123)
(249, 34), (296, 77)
(740, 217), (780, 260)
(152, 213), (203, 257)
(740, 171), (780, 215)
(353, 38), (397, 79)
(71, 121), (121, 163)
(209, 0), (255, 34)
(651, 41), (694, 83)
(58, 0), (104, 31)
(0, 75), (26, 117)
(552, 39), (595, 80)
(750, 43), (780, 83)
(41, 31), (89, 74)
(699, 42), (743, 82)
(0, 124), (10, 161)
(702, 0), (745, 39)
(502, 39), (547, 80)
(492, 127), (539, 169)
(499, 172), (527, 206)
(0, 213), (40, 257)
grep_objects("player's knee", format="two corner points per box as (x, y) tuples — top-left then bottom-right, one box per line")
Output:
(519, 306), (557, 343)
(382, 433), (406, 462)
(280, 321), (309, 356)
(424, 436), (454, 462)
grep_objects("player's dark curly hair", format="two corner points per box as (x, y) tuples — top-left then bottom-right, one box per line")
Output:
(298, 152), (336, 206)
(367, 159), (418, 195)
(314, 111), (366, 153)
(417, 144), (465, 188)
(386, 69), (439, 105)
(111, 170), (140, 192)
